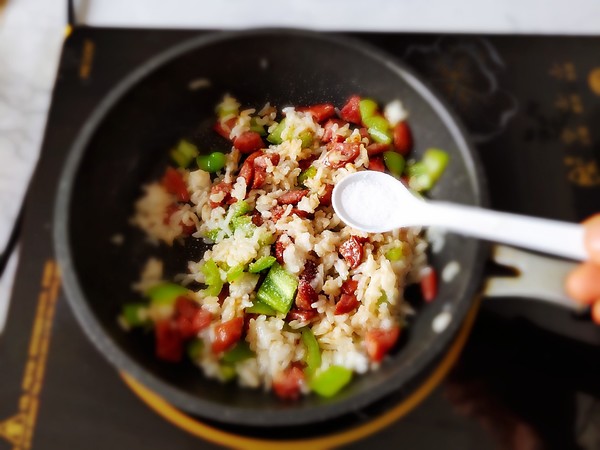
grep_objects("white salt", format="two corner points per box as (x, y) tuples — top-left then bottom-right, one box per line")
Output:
(338, 178), (394, 229)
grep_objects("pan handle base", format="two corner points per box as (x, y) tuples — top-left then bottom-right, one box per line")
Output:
(483, 245), (585, 312)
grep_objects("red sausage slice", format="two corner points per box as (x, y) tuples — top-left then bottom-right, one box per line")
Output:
(212, 317), (244, 354)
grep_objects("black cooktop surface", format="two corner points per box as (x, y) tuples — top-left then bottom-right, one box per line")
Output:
(1, 27), (600, 450)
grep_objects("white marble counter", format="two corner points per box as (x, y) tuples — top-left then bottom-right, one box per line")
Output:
(75, 0), (600, 35)
(0, 0), (65, 332)
(2, 0), (600, 332)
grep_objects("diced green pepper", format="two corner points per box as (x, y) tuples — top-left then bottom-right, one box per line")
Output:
(298, 166), (317, 185)
(187, 338), (204, 360)
(255, 263), (298, 314)
(267, 119), (286, 144)
(259, 232), (276, 246)
(248, 256), (276, 273)
(230, 200), (252, 218)
(230, 216), (255, 237)
(201, 260), (221, 286)
(250, 117), (267, 136)
(216, 103), (238, 119)
(201, 259), (223, 297)
(170, 140), (199, 168)
(385, 246), (403, 261)
(196, 152), (227, 173)
(377, 291), (388, 305)
(359, 98), (378, 120)
(299, 131), (313, 148)
(369, 128), (393, 145)
(245, 300), (277, 316)
(219, 363), (237, 382)
(222, 341), (255, 363)
(407, 161), (433, 192)
(146, 282), (189, 306)
(205, 228), (221, 241)
(226, 264), (245, 282)
(364, 116), (392, 144)
(383, 151), (405, 177)
(301, 328), (321, 374)
(422, 148), (450, 185)
(309, 366), (353, 398)
(121, 303), (149, 327)
(203, 283), (223, 297)
(362, 115), (389, 131)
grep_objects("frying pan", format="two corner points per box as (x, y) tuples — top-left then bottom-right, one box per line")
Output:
(54, 29), (489, 427)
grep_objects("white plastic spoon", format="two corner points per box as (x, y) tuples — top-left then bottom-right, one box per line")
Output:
(332, 171), (587, 261)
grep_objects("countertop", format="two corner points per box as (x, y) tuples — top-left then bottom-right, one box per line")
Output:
(2, 0), (600, 332)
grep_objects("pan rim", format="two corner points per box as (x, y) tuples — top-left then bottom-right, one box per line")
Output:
(54, 28), (489, 426)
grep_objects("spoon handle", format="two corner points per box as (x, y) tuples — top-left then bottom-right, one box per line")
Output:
(427, 202), (587, 261)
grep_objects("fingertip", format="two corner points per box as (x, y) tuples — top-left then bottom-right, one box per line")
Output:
(584, 214), (600, 264)
(592, 301), (600, 326)
(565, 263), (600, 305)
(566, 265), (589, 303)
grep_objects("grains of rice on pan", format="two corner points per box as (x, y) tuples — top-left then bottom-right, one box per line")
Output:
(125, 95), (447, 400)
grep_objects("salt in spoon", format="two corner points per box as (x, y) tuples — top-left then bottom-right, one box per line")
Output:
(332, 171), (586, 261)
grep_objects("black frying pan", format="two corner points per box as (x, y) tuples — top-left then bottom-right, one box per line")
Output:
(54, 29), (488, 427)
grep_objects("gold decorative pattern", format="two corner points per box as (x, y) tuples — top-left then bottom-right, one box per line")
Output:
(549, 62), (577, 81)
(0, 261), (61, 450)
(560, 125), (591, 147)
(588, 68), (600, 96)
(565, 156), (600, 187)
(554, 94), (583, 114)
(79, 39), (95, 80)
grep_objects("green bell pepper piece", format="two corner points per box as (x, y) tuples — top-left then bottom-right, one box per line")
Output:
(245, 300), (277, 316)
(359, 98), (378, 120)
(201, 260), (223, 297)
(255, 263), (298, 314)
(187, 338), (204, 360)
(121, 303), (149, 328)
(385, 246), (403, 261)
(230, 200), (252, 218)
(201, 260), (221, 286)
(222, 341), (255, 363)
(170, 139), (199, 168)
(377, 291), (388, 305)
(369, 128), (393, 145)
(383, 151), (405, 177)
(230, 216), (255, 237)
(248, 256), (276, 273)
(216, 103), (238, 119)
(250, 117), (267, 136)
(299, 131), (313, 148)
(407, 161), (433, 192)
(301, 328), (321, 374)
(219, 363), (237, 382)
(205, 228), (221, 241)
(259, 232), (276, 246)
(364, 116), (392, 144)
(226, 264), (245, 282)
(146, 282), (189, 306)
(422, 148), (450, 185)
(309, 366), (353, 398)
(298, 166), (317, 185)
(267, 119), (286, 144)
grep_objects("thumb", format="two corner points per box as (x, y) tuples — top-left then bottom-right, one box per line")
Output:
(583, 214), (600, 265)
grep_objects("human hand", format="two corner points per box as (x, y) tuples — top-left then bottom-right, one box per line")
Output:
(566, 214), (600, 324)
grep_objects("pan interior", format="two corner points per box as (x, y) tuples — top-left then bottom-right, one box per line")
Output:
(62, 31), (485, 425)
